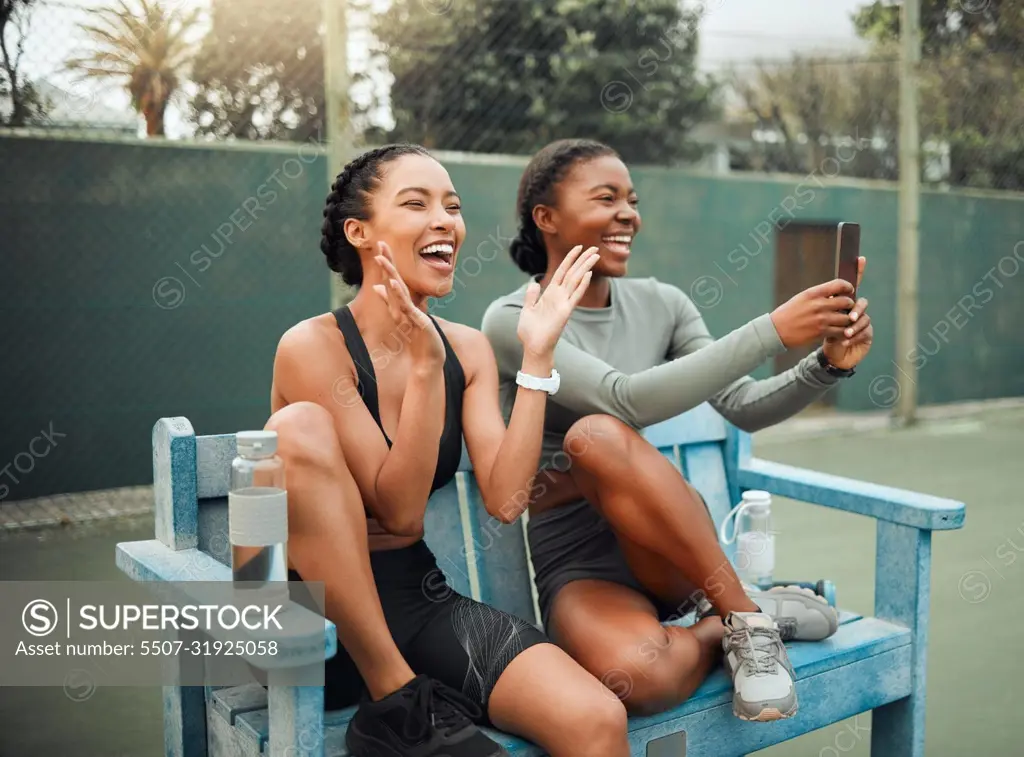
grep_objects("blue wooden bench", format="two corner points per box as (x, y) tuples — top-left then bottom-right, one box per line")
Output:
(116, 404), (965, 757)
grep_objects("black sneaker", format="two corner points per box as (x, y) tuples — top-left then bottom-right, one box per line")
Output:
(345, 674), (509, 757)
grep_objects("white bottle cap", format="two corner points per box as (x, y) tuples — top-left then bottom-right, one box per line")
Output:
(741, 489), (771, 511)
(236, 430), (278, 456)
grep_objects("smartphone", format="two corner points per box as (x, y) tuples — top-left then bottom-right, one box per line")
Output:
(835, 222), (860, 308)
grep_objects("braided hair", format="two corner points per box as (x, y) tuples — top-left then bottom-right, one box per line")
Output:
(321, 143), (431, 286)
(509, 139), (619, 275)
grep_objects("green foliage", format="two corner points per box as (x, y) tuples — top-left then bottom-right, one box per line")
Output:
(356, 0), (718, 163)
(189, 0), (324, 142)
(853, 0), (1024, 189)
(65, 0), (200, 136)
(853, 0), (1023, 57)
(730, 49), (900, 179)
(0, 0), (48, 126)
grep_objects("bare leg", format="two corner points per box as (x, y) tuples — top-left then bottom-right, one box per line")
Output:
(562, 414), (760, 616)
(545, 580), (724, 715)
(266, 401), (414, 700)
(487, 643), (630, 757)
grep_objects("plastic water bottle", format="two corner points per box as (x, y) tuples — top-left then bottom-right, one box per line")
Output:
(229, 430), (289, 605)
(719, 490), (775, 589)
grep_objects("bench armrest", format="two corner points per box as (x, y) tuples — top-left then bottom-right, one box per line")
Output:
(116, 539), (337, 671)
(736, 457), (965, 531)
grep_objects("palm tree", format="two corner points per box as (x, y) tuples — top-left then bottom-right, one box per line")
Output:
(66, 0), (200, 136)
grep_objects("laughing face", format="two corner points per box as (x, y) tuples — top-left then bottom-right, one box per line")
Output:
(346, 153), (465, 299)
(545, 154), (641, 278)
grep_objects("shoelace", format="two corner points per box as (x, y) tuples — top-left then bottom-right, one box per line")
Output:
(404, 676), (482, 741)
(729, 626), (781, 675)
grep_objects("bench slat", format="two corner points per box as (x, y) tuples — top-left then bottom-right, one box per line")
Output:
(642, 403), (727, 447)
(196, 434), (237, 500)
(461, 472), (538, 625)
(211, 683), (272, 725)
(680, 442), (737, 563)
(422, 480), (474, 600)
(737, 458), (965, 531)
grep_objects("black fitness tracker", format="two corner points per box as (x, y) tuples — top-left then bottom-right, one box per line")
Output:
(816, 347), (856, 378)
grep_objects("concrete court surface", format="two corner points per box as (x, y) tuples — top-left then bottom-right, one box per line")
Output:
(0, 401), (1020, 757)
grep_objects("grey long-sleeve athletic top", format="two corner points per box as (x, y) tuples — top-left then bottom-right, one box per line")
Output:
(481, 276), (842, 471)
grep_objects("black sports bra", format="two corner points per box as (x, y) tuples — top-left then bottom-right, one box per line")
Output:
(333, 306), (466, 496)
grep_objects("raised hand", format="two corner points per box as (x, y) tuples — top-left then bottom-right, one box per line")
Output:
(822, 256), (873, 369)
(372, 241), (446, 368)
(770, 278), (856, 349)
(516, 245), (600, 357)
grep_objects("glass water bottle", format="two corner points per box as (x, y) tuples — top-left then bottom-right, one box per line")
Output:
(229, 430), (289, 605)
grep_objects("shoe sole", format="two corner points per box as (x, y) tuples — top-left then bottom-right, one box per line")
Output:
(755, 586), (839, 641)
(733, 704), (799, 722)
(346, 724), (508, 757)
(724, 657), (799, 724)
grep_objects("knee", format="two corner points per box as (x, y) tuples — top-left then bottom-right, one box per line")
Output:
(559, 688), (628, 757)
(604, 629), (707, 716)
(562, 414), (637, 469)
(265, 402), (340, 470)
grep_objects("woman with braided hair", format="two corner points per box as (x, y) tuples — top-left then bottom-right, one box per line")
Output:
(481, 139), (875, 723)
(266, 143), (631, 757)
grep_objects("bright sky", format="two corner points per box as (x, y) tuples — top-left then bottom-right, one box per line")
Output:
(15, 0), (873, 139)
(693, 0), (869, 72)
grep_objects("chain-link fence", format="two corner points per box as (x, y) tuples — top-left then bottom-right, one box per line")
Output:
(2, 0), (1019, 185)
(0, 0), (326, 140)
(2, 0), (1022, 502)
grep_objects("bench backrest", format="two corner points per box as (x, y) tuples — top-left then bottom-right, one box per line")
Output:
(152, 403), (748, 628)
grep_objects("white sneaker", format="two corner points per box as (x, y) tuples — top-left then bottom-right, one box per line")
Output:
(747, 584), (839, 641)
(722, 612), (798, 722)
(697, 583), (839, 641)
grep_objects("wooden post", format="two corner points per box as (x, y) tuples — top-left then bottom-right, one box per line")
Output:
(895, 0), (921, 425)
(323, 0), (356, 310)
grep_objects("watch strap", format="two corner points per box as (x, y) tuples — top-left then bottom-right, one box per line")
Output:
(816, 347), (856, 378)
(516, 368), (560, 394)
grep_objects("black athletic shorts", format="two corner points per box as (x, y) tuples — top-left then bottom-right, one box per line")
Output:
(527, 494), (712, 631)
(289, 540), (549, 716)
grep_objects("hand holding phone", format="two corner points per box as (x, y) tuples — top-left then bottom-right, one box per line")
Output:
(835, 222), (860, 310)
(820, 221), (874, 370)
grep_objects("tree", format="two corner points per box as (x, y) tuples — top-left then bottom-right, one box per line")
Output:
(66, 0), (200, 137)
(189, 0), (324, 142)
(355, 0), (718, 163)
(729, 50), (900, 179)
(853, 0), (1024, 57)
(0, 0), (46, 126)
(852, 0), (1024, 189)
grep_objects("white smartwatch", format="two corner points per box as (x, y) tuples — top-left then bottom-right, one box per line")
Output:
(516, 368), (560, 395)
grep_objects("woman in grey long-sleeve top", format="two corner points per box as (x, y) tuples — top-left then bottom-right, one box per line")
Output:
(480, 138), (875, 724)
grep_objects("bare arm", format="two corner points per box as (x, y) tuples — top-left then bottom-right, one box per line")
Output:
(459, 245), (599, 523)
(273, 320), (444, 536)
(370, 359), (446, 532)
(453, 327), (553, 523)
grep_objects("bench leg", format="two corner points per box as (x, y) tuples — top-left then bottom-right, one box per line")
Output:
(163, 685), (208, 756)
(871, 522), (930, 757)
(267, 666), (325, 757)
(162, 627), (209, 757)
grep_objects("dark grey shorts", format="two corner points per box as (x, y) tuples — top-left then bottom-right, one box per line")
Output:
(526, 496), (708, 631)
